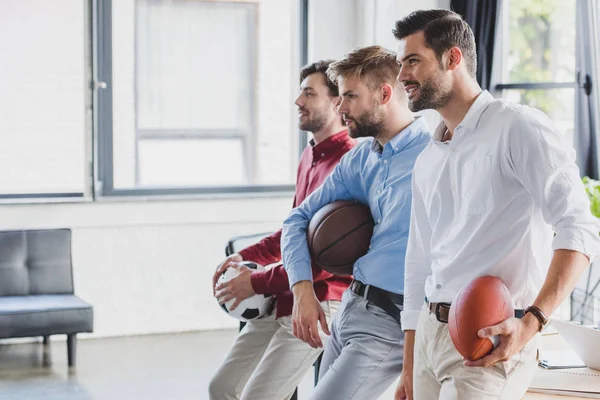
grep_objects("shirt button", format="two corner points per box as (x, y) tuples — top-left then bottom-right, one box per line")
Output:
(383, 160), (388, 164)
(312, 162), (316, 166)
(377, 219), (381, 224)
(395, 147), (399, 151)
(321, 153), (325, 157)
(436, 284), (441, 289)
(377, 189), (381, 194)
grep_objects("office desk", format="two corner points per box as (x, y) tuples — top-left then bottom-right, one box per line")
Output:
(523, 331), (600, 399)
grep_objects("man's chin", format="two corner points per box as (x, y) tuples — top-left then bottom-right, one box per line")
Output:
(408, 100), (427, 113)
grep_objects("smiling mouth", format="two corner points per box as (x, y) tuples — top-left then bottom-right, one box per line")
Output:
(405, 85), (420, 99)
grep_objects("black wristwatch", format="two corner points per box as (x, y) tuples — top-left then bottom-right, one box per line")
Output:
(524, 305), (549, 332)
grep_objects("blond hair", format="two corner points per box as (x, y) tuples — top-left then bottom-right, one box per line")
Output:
(326, 46), (400, 91)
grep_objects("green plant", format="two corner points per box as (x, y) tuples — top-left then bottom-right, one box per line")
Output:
(582, 176), (600, 218)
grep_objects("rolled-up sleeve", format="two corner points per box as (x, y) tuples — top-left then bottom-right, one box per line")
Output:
(508, 109), (600, 262)
(401, 167), (433, 331)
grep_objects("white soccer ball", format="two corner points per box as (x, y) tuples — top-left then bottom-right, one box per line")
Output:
(217, 261), (273, 321)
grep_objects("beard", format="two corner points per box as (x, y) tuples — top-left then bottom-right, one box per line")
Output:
(407, 71), (454, 112)
(299, 110), (328, 132)
(347, 108), (386, 139)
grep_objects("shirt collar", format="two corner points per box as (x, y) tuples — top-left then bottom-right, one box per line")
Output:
(370, 116), (429, 155)
(433, 90), (494, 141)
(309, 130), (351, 152)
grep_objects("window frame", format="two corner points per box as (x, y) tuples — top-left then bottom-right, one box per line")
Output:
(491, 1), (579, 124)
(94, 0), (309, 198)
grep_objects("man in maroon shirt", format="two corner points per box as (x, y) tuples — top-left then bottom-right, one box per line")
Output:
(209, 60), (356, 400)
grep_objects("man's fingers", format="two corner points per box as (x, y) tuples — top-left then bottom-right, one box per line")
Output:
(318, 308), (330, 336)
(463, 347), (505, 368)
(229, 299), (241, 311)
(217, 293), (235, 304)
(297, 320), (309, 345)
(292, 319), (299, 339)
(212, 262), (233, 293)
(309, 319), (323, 348)
(478, 320), (510, 338)
(228, 263), (242, 271)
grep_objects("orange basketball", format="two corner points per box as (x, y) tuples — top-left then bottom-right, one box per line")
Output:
(448, 276), (514, 361)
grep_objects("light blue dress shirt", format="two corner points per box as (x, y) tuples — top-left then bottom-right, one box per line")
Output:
(282, 117), (431, 294)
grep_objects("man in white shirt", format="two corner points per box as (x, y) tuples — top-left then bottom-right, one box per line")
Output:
(392, 9), (600, 400)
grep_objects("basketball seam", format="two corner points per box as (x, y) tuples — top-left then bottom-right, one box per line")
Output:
(309, 202), (357, 256)
(317, 219), (373, 267)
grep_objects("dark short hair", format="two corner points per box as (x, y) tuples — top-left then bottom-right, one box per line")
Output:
(326, 46), (400, 92)
(393, 9), (477, 77)
(300, 60), (338, 96)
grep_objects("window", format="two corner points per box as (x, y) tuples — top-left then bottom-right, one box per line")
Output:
(97, 0), (305, 196)
(494, 0), (577, 148)
(0, 0), (88, 199)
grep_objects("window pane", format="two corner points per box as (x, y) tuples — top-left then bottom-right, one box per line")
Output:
(502, 88), (575, 147)
(138, 139), (244, 187)
(0, 0), (86, 196)
(136, 1), (252, 131)
(503, 0), (576, 83)
(111, 0), (298, 191)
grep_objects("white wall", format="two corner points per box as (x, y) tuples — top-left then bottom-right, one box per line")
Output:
(0, 195), (292, 338)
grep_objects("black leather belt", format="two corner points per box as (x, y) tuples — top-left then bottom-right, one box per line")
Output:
(350, 280), (403, 325)
(427, 301), (525, 323)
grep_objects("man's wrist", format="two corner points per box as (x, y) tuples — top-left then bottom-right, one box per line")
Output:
(291, 280), (313, 296)
(524, 305), (550, 333)
(522, 312), (544, 337)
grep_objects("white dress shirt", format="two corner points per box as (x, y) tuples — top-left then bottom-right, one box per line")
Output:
(401, 91), (600, 331)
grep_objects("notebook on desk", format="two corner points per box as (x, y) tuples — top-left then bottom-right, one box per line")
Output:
(529, 367), (600, 397)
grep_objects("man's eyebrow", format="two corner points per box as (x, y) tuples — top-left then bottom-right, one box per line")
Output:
(342, 91), (355, 96)
(301, 86), (315, 91)
(400, 53), (420, 62)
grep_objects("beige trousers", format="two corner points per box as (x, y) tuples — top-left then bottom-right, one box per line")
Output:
(413, 305), (538, 400)
(209, 300), (339, 400)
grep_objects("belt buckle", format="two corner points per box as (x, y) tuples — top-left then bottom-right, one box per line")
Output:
(435, 303), (448, 323)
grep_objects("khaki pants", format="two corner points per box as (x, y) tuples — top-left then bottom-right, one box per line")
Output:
(209, 300), (339, 400)
(413, 305), (538, 400)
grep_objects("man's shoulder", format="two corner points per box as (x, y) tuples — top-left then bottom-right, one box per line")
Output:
(482, 97), (548, 127)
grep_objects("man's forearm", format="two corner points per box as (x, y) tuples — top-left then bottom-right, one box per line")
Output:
(403, 330), (415, 371)
(532, 249), (589, 317)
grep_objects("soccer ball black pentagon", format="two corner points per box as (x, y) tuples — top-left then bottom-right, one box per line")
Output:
(217, 261), (272, 321)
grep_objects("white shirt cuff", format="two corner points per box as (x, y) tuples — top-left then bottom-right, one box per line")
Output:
(400, 309), (421, 331)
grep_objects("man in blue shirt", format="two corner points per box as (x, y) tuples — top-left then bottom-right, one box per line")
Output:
(281, 45), (431, 399)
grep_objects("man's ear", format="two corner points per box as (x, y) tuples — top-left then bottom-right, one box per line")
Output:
(380, 84), (393, 105)
(446, 46), (463, 71)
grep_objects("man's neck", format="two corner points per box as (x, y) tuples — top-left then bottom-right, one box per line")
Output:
(312, 120), (346, 144)
(438, 79), (482, 138)
(376, 107), (415, 147)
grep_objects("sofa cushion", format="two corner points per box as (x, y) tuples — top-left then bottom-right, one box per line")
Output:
(0, 295), (93, 338)
(0, 230), (74, 297)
